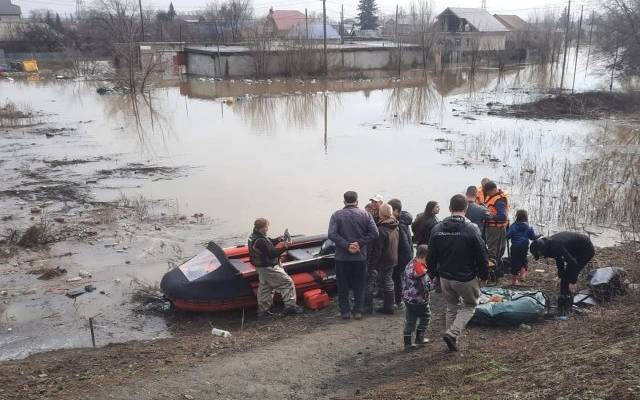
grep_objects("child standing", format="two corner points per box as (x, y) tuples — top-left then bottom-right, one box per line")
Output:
(402, 244), (431, 351)
(506, 210), (540, 285)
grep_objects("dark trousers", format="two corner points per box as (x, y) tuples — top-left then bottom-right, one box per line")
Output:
(510, 244), (529, 275)
(335, 260), (367, 315)
(403, 301), (431, 336)
(392, 264), (404, 304)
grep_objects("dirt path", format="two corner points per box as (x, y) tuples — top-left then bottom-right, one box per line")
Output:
(89, 307), (439, 400)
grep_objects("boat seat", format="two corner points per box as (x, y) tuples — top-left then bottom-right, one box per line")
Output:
(287, 247), (321, 261)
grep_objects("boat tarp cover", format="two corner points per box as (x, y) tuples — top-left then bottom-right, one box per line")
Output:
(470, 287), (547, 326)
(160, 241), (253, 301)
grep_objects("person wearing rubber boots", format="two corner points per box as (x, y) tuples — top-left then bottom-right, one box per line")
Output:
(530, 232), (595, 317)
(365, 203), (399, 315)
(482, 181), (509, 282)
(388, 198), (413, 310)
(248, 218), (302, 317)
(402, 244), (431, 351)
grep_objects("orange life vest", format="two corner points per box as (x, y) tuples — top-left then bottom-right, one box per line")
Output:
(484, 190), (509, 228)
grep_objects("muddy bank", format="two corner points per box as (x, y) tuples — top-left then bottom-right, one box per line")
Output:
(0, 243), (638, 400)
(489, 91), (640, 119)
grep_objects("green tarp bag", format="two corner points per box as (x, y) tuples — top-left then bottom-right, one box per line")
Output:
(470, 287), (548, 326)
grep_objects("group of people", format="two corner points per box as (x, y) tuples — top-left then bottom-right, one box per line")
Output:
(249, 178), (596, 351)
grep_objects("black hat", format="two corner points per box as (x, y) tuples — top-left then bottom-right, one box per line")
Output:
(343, 191), (358, 204)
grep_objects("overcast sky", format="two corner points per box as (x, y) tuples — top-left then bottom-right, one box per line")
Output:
(15, 0), (597, 22)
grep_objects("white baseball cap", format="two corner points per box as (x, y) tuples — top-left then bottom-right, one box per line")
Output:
(369, 194), (384, 202)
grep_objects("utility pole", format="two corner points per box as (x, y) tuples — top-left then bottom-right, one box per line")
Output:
(340, 4), (344, 45)
(138, 0), (145, 42)
(323, 0), (327, 75)
(396, 4), (401, 76)
(559, 0), (571, 91)
(571, 5), (583, 93)
(611, 34), (619, 92)
(305, 8), (309, 40)
(585, 10), (595, 77)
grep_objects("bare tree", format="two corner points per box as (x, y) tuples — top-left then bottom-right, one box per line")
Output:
(597, 0), (640, 78)
(90, 0), (161, 92)
(246, 18), (274, 78)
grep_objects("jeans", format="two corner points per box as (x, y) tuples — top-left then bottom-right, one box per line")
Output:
(403, 301), (431, 336)
(510, 244), (529, 275)
(335, 260), (367, 315)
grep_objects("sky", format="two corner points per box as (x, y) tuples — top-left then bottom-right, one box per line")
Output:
(15, 0), (599, 22)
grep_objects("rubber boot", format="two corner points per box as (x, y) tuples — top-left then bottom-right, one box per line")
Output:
(415, 330), (429, 346)
(376, 291), (395, 315)
(404, 335), (416, 351)
(363, 294), (374, 315)
(557, 295), (573, 318)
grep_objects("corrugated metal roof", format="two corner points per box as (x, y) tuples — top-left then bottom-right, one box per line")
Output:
(0, 0), (20, 16)
(494, 14), (529, 31)
(288, 22), (340, 39)
(269, 10), (306, 31)
(441, 7), (508, 32)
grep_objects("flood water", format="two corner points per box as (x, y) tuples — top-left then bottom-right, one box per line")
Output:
(0, 52), (635, 359)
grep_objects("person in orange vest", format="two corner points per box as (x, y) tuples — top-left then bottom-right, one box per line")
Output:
(482, 181), (509, 275)
(475, 177), (491, 205)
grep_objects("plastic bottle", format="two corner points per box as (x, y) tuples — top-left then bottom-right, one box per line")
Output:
(211, 327), (232, 337)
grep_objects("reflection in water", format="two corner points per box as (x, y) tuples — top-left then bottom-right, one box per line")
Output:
(102, 91), (175, 152)
(231, 92), (341, 132)
(386, 79), (442, 124)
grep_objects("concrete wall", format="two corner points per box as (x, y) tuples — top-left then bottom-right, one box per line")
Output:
(186, 46), (424, 78)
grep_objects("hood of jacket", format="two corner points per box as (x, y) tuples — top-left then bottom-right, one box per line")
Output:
(378, 218), (399, 229)
(439, 215), (468, 232)
(398, 210), (413, 226)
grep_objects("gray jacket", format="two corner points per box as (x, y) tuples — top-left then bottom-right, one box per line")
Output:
(328, 205), (379, 261)
(466, 201), (490, 229)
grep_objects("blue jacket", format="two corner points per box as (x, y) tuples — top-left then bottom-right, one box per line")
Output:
(506, 222), (538, 247)
(328, 205), (379, 261)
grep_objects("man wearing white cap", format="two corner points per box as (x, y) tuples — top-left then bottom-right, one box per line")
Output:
(367, 194), (384, 223)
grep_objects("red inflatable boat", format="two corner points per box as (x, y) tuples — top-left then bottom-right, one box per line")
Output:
(160, 234), (336, 312)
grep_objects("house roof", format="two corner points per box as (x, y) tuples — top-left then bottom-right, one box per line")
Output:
(493, 14), (528, 31)
(288, 22), (340, 39)
(439, 7), (508, 32)
(0, 0), (20, 16)
(269, 10), (306, 31)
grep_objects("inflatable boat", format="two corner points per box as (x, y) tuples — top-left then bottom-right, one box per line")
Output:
(160, 234), (336, 312)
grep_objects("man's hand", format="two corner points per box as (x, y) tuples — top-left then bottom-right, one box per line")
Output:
(568, 283), (577, 294)
(283, 240), (290, 249)
(348, 242), (360, 254)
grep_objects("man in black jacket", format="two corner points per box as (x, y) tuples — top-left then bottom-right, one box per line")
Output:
(388, 198), (414, 309)
(249, 218), (302, 317)
(428, 194), (489, 351)
(530, 232), (594, 316)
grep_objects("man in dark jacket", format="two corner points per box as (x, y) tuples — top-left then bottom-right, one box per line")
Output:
(248, 218), (302, 317)
(428, 194), (489, 351)
(465, 186), (490, 229)
(366, 203), (399, 314)
(530, 232), (595, 316)
(388, 198), (414, 309)
(328, 191), (379, 320)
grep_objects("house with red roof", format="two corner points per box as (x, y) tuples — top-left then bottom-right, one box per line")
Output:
(267, 9), (306, 35)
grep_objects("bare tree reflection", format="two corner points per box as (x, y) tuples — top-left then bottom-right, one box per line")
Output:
(385, 78), (441, 124)
(231, 92), (341, 132)
(102, 90), (175, 153)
